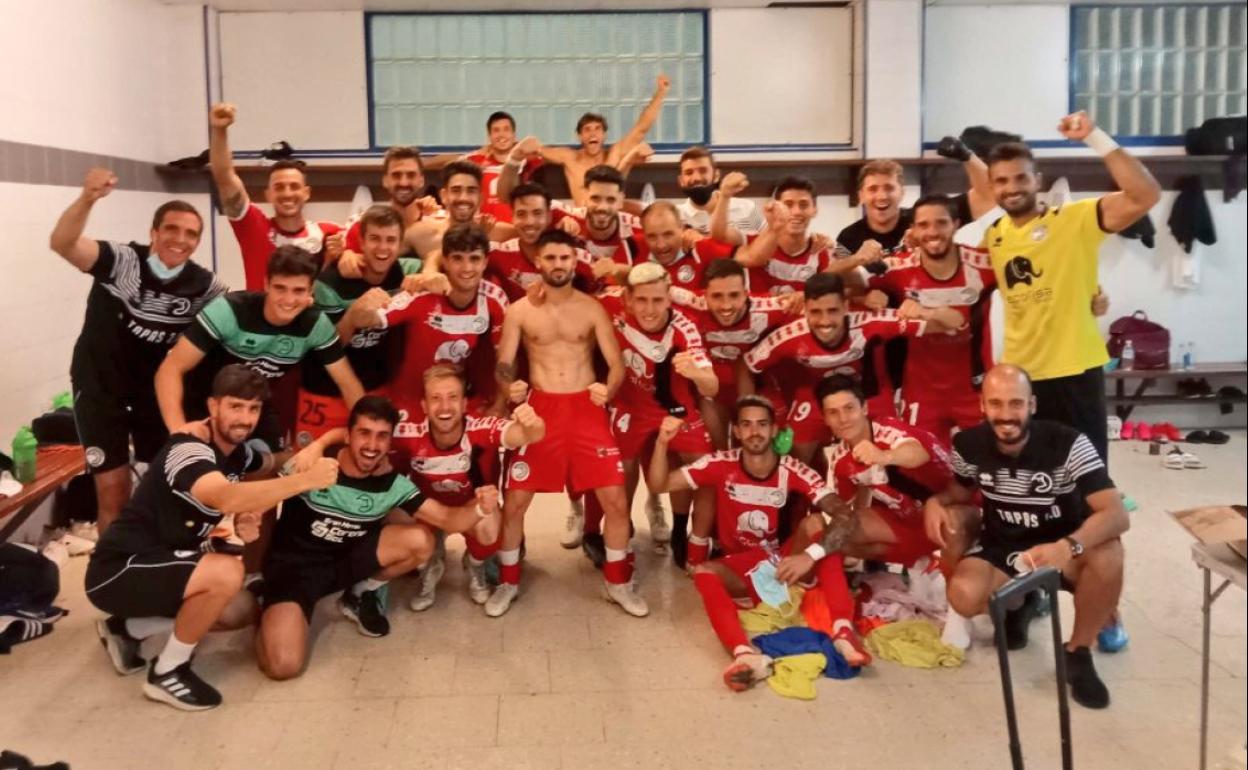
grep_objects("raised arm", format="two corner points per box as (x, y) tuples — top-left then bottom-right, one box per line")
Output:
(208, 102), (249, 219)
(1058, 111), (1161, 233)
(49, 168), (115, 270)
(615, 142), (654, 178)
(155, 336), (208, 431)
(498, 137), (542, 205)
(646, 417), (694, 494)
(710, 172), (750, 247)
(935, 136), (995, 220)
(192, 456), (339, 515)
(614, 75), (671, 158)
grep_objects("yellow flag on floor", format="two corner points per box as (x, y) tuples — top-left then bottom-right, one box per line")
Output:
(766, 653), (827, 700)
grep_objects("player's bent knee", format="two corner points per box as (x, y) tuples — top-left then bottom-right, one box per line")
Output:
(200, 553), (246, 593)
(946, 576), (989, 617)
(262, 647), (305, 681)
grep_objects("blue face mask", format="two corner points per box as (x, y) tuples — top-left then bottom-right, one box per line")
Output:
(147, 254), (186, 281)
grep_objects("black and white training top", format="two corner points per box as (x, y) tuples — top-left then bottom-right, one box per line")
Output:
(950, 420), (1115, 548)
(95, 433), (265, 559)
(71, 241), (225, 396)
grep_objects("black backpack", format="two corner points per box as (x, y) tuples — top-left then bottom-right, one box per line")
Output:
(1185, 116), (1246, 156)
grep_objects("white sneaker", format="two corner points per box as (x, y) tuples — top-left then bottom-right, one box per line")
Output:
(466, 558), (491, 605)
(560, 498), (585, 549)
(484, 583), (519, 618)
(41, 539), (69, 567)
(408, 553), (445, 612)
(603, 580), (649, 617)
(645, 493), (670, 543)
(59, 532), (95, 556)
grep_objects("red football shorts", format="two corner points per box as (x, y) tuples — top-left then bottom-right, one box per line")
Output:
(504, 390), (623, 494)
(610, 403), (713, 460)
(903, 390), (982, 444)
(870, 504), (938, 568)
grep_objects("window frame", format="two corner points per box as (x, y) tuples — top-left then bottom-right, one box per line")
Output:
(1067, 2), (1246, 146)
(364, 9), (712, 152)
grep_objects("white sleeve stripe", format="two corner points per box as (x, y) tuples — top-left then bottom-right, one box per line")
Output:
(164, 443), (217, 485)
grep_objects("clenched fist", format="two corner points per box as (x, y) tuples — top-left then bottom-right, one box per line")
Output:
(209, 102), (237, 130)
(323, 231), (345, 262)
(588, 382), (609, 407)
(508, 379), (530, 404)
(81, 168), (118, 202)
(656, 415), (684, 444)
(851, 440), (891, 467)
(720, 171), (749, 198)
(512, 402), (543, 430)
(304, 457), (340, 490)
(1057, 111), (1095, 141)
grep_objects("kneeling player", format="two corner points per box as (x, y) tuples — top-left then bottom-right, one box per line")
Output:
(647, 399), (867, 692)
(87, 365), (338, 710)
(392, 366), (545, 612)
(255, 396), (498, 680)
(817, 375), (966, 567)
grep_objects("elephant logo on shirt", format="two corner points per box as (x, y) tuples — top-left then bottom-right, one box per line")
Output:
(1004, 256), (1044, 288)
(736, 509), (770, 539)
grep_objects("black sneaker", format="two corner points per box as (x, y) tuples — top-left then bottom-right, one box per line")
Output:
(143, 660), (222, 711)
(96, 616), (145, 675)
(582, 532), (606, 570)
(998, 591), (1041, 651)
(1065, 646), (1110, 709)
(340, 588), (390, 638)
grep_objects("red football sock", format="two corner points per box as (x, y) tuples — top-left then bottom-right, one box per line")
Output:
(688, 535), (710, 567)
(693, 571), (749, 652)
(603, 553), (632, 585)
(815, 553), (855, 625)
(464, 531), (498, 562)
(499, 562), (522, 585)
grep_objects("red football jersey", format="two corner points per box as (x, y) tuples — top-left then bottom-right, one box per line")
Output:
(391, 414), (511, 505)
(377, 281), (508, 403)
(554, 204), (649, 266)
(597, 289), (712, 416)
(464, 151), (543, 223)
(230, 203), (342, 291)
(681, 450), (831, 553)
(653, 239), (735, 293)
(868, 246), (996, 398)
(744, 236), (834, 296)
(486, 238), (597, 302)
(825, 416), (953, 520)
(671, 289), (792, 397)
(744, 310), (926, 398)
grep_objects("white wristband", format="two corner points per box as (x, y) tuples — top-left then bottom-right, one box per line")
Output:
(689, 534), (711, 546)
(1083, 128), (1120, 157)
(804, 543), (827, 563)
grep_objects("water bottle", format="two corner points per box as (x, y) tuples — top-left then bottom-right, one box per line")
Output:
(1121, 340), (1135, 371)
(12, 426), (37, 484)
(1183, 341), (1195, 371)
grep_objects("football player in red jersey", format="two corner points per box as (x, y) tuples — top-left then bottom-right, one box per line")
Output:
(208, 103), (341, 290)
(866, 195), (998, 441)
(741, 273), (963, 466)
(590, 263), (719, 568)
(388, 365), (545, 612)
(647, 397), (867, 691)
(364, 225), (507, 414)
(487, 183), (597, 301)
(463, 111), (544, 223)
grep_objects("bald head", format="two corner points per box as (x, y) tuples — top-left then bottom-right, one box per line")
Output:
(983, 364), (1033, 400)
(980, 364), (1036, 448)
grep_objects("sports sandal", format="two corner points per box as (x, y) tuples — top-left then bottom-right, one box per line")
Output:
(1163, 447), (1185, 470)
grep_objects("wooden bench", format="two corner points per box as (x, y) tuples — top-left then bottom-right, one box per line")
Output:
(0, 445), (86, 541)
(1106, 361), (1248, 422)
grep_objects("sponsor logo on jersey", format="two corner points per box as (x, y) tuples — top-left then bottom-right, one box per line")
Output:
(1004, 256), (1043, 288)
(1030, 224), (1048, 242)
(434, 339), (472, 363)
(1030, 472), (1054, 494)
(726, 482), (788, 509)
(736, 509), (771, 539)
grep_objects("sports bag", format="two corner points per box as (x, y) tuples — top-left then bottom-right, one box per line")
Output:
(1106, 311), (1170, 370)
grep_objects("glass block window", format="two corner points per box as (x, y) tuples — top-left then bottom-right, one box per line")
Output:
(1071, 4), (1247, 137)
(368, 12), (707, 148)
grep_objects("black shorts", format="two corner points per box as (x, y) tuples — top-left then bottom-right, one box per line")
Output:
(72, 387), (167, 472)
(1033, 366), (1108, 466)
(262, 530), (384, 621)
(84, 548), (202, 618)
(964, 540), (1075, 591)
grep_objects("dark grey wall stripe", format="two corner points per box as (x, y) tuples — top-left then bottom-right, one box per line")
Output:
(0, 139), (209, 194)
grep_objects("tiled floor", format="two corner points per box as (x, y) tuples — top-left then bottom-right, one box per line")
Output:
(2, 434), (1245, 769)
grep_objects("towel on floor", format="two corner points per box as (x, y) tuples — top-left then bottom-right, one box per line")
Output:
(767, 653), (827, 700)
(754, 627), (859, 680)
(739, 587), (805, 635)
(866, 619), (965, 668)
